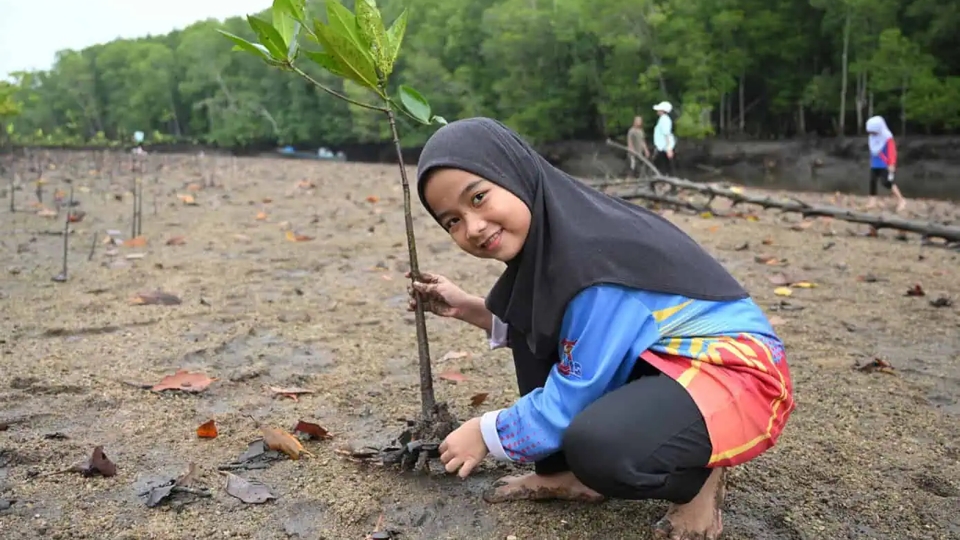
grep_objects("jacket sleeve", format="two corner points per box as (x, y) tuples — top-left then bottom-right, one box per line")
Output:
(883, 138), (898, 168)
(479, 285), (660, 463)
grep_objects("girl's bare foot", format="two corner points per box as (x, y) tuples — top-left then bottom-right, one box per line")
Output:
(481, 471), (604, 503)
(895, 199), (906, 213)
(653, 468), (726, 540)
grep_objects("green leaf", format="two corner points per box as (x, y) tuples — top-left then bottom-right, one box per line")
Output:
(313, 21), (379, 90)
(272, 0), (297, 54)
(399, 85), (431, 124)
(303, 50), (352, 80)
(217, 30), (272, 61)
(383, 9), (408, 75)
(325, 1), (370, 53)
(247, 15), (288, 60)
(431, 115), (448, 126)
(273, 0), (306, 23)
(355, 0), (388, 77)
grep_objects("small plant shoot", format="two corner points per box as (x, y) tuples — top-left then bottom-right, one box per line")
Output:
(218, 0), (453, 466)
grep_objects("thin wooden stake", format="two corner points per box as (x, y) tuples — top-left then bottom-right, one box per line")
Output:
(53, 183), (74, 283)
(88, 229), (98, 261)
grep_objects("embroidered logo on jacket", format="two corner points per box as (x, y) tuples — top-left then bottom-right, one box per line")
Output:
(558, 339), (582, 378)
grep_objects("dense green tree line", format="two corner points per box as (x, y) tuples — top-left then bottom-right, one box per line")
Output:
(3, 0), (959, 149)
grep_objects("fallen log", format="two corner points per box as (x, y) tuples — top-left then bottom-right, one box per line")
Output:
(604, 140), (960, 243)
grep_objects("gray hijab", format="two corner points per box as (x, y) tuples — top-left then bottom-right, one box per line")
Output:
(417, 117), (748, 358)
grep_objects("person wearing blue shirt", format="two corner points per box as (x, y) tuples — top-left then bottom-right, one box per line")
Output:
(410, 117), (794, 540)
(652, 101), (677, 175)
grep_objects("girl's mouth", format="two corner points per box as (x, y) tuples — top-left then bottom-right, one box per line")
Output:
(481, 230), (503, 251)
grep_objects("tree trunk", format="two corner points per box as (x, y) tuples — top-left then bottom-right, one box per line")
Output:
(900, 77), (907, 136)
(839, 10), (851, 136)
(739, 71), (746, 133)
(798, 102), (806, 135)
(855, 71), (865, 134)
(868, 91), (874, 118)
(719, 93), (725, 135)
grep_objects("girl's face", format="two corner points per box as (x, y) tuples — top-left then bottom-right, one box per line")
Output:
(423, 168), (531, 262)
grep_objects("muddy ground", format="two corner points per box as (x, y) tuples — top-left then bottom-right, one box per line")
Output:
(1, 153), (959, 540)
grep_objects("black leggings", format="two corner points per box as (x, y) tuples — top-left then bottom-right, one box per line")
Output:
(869, 168), (893, 196)
(510, 331), (713, 504)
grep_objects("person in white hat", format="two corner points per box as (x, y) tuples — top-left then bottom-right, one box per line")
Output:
(652, 101), (676, 175)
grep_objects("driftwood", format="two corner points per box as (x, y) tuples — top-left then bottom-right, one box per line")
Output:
(604, 140), (960, 243)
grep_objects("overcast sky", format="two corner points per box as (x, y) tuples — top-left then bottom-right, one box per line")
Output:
(0, 0), (270, 79)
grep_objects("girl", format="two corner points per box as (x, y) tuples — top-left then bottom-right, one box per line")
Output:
(410, 118), (793, 540)
(865, 115), (907, 212)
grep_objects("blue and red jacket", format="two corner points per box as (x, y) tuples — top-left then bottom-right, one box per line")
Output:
(870, 138), (897, 170)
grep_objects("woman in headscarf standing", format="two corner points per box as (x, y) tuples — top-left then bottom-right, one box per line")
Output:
(865, 116), (907, 212)
(409, 117), (794, 540)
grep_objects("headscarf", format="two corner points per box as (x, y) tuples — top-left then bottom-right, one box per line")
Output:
(866, 116), (893, 156)
(416, 117), (748, 358)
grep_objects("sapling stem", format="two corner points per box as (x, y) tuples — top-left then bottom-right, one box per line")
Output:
(386, 107), (436, 418)
(54, 184), (74, 283)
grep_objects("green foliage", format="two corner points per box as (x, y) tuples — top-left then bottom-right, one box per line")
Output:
(5, 0), (960, 148)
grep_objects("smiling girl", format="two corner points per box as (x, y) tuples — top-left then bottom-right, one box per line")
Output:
(409, 118), (794, 540)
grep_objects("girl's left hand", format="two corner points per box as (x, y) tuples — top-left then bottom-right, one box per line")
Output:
(439, 417), (489, 478)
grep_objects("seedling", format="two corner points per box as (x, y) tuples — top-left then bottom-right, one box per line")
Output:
(219, 0), (454, 463)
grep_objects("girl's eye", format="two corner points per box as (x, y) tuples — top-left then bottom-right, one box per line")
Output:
(471, 192), (486, 205)
(444, 217), (460, 230)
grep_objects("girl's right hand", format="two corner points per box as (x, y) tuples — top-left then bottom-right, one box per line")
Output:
(406, 272), (473, 319)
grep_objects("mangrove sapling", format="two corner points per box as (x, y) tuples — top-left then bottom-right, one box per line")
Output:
(219, 0), (455, 469)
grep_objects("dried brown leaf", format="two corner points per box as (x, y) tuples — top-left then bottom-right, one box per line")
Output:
(269, 386), (313, 402)
(293, 420), (332, 440)
(439, 350), (469, 362)
(438, 371), (468, 383)
(152, 370), (216, 393)
(221, 472), (276, 504)
(261, 426), (312, 460)
(197, 419), (218, 439)
(165, 236), (186, 246)
(469, 393), (489, 407)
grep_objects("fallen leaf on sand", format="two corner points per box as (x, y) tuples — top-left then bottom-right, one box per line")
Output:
(469, 393), (489, 407)
(130, 290), (182, 305)
(761, 237), (774, 245)
(197, 420), (218, 439)
(293, 420), (332, 440)
(768, 315), (787, 326)
(151, 369), (217, 393)
(165, 236), (186, 246)
(142, 463), (203, 507)
(64, 446), (117, 477)
(67, 211), (86, 223)
(774, 287), (793, 297)
(269, 386), (313, 402)
(792, 281), (816, 288)
(37, 208), (58, 217)
(255, 211), (268, 221)
(262, 197), (273, 203)
(905, 284), (925, 297)
(186, 183), (202, 192)
(285, 230), (314, 242)
(124, 236), (147, 248)
(365, 195), (379, 203)
(791, 221), (814, 231)
(221, 472), (276, 504)
(439, 350), (470, 362)
(438, 370), (468, 383)
(177, 194), (197, 205)
(755, 256), (782, 265)
(261, 426), (312, 460)
(856, 358), (896, 375)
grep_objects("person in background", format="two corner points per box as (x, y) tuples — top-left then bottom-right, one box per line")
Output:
(865, 116), (907, 213)
(652, 101), (677, 175)
(627, 116), (650, 176)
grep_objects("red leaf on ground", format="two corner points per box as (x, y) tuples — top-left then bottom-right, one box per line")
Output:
(438, 371), (468, 383)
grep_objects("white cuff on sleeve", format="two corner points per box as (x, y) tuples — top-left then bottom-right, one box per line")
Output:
(489, 314), (510, 350)
(480, 409), (511, 461)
